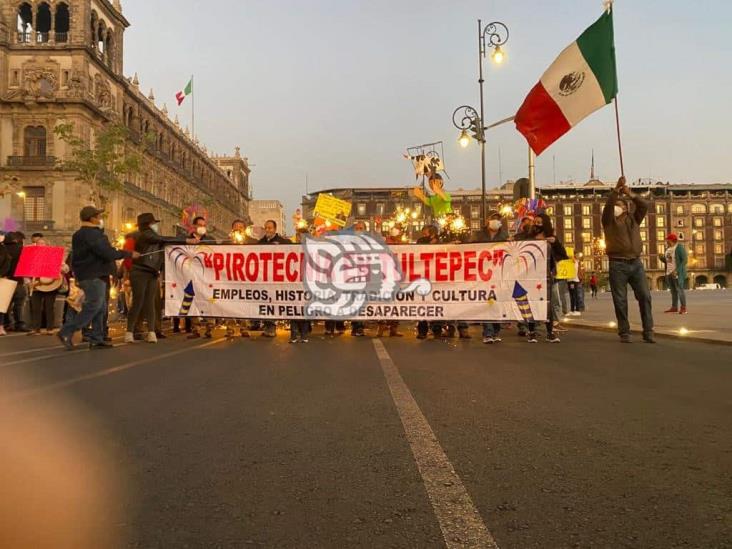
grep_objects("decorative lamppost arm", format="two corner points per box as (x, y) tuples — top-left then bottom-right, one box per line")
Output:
(480, 21), (509, 55)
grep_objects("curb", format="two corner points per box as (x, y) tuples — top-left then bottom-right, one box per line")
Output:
(563, 320), (732, 346)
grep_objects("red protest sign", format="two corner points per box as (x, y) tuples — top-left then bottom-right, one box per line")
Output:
(13, 246), (65, 279)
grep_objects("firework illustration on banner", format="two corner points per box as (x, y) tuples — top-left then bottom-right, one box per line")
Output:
(167, 245), (209, 315)
(495, 241), (548, 320)
(512, 281), (535, 322)
(178, 281), (195, 315)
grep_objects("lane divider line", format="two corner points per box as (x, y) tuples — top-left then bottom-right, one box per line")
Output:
(372, 339), (499, 549)
(3, 338), (225, 401)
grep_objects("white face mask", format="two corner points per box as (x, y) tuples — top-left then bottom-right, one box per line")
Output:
(196, 226), (207, 236)
(489, 219), (502, 231)
(613, 205), (624, 218)
(151, 223), (160, 233)
(98, 219), (105, 229)
(0, 234), (5, 243)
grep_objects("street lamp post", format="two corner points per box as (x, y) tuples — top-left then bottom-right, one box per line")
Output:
(452, 20), (509, 227)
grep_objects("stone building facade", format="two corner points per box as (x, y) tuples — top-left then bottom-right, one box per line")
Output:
(0, 0), (250, 243)
(249, 199), (285, 235)
(302, 181), (732, 289)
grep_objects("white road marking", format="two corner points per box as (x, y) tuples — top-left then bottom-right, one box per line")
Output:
(372, 339), (499, 549)
(3, 338), (224, 400)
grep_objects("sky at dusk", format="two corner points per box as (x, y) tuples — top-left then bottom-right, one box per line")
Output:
(122, 0), (732, 222)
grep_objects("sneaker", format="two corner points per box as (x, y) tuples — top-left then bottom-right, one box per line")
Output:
(482, 336), (494, 344)
(289, 338), (298, 344)
(679, 307), (687, 315)
(620, 334), (632, 344)
(145, 332), (157, 343)
(546, 334), (561, 343)
(642, 334), (656, 344)
(493, 336), (502, 343)
(56, 332), (74, 350)
(124, 332), (135, 343)
(664, 307), (679, 313)
(301, 338), (309, 343)
(527, 333), (538, 343)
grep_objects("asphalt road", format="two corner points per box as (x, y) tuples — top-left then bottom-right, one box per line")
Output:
(1, 325), (730, 548)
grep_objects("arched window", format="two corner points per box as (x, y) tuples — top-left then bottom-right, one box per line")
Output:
(691, 203), (707, 214)
(709, 203), (724, 214)
(105, 30), (114, 68)
(17, 3), (33, 43)
(24, 126), (47, 157)
(35, 3), (51, 42)
(55, 3), (70, 42)
(97, 20), (106, 54)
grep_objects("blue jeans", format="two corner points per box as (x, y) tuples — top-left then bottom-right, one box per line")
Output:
(667, 274), (686, 308)
(59, 279), (107, 344)
(290, 320), (310, 340)
(482, 323), (501, 338)
(609, 259), (654, 337)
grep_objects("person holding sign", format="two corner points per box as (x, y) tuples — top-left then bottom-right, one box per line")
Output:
(601, 177), (654, 344)
(413, 174), (452, 218)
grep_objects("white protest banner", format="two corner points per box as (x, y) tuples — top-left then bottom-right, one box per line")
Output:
(164, 239), (549, 321)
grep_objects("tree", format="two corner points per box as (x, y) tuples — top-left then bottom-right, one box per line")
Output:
(53, 122), (145, 205)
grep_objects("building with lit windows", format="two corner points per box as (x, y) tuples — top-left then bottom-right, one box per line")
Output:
(0, 0), (250, 243)
(302, 180), (732, 288)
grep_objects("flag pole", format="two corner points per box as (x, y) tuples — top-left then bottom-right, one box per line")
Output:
(528, 145), (536, 199)
(191, 74), (195, 140)
(613, 97), (624, 178)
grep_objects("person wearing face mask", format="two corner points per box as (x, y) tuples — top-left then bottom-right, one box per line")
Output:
(126, 212), (199, 344)
(601, 176), (654, 343)
(474, 212), (509, 343)
(57, 207), (139, 350)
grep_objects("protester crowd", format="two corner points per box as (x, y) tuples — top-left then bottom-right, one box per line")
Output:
(0, 176), (690, 347)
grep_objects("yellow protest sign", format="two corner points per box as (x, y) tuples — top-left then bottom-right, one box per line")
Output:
(314, 194), (352, 227)
(556, 246), (577, 280)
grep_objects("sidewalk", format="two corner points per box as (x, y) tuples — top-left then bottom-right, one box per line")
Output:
(561, 289), (732, 345)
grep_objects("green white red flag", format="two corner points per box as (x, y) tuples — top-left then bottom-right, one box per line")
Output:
(515, 9), (618, 155)
(176, 78), (193, 106)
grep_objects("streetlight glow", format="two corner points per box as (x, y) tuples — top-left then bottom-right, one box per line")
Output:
(458, 129), (471, 148)
(492, 45), (505, 64)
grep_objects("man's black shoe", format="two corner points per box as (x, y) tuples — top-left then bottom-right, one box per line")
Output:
(620, 334), (632, 343)
(89, 342), (114, 350)
(643, 335), (656, 344)
(56, 332), (74, 351)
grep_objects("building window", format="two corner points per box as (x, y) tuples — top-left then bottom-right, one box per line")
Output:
(656, 217), (664, 228)
(709, 204), (724, 214)
(714, 230), (723, 241)
(22, 186), (46, 221)
(470, 220), (481, 231)
(564, 218), (572, 229)
(582, 217), (591, 229)
(693, 231), (704, 241)
(583, 244), (592, 256)
(713, 217), (722, 227)
(656, 230), (665, 241)
(376, 203), (385, 216)
(564, 231), (573, 243)
(640, 230), (647, 242)
(694, 218), (704, 228)
(675, 219), (685, 228)
(695, 243), (705, 255)
(691, 204), (706, 214)
(658, 243), (666, 255)
(356, 203), (366, 216)
(581, 232), (591, 243)
(470, 206), (480, 219)
(23, 126), (47, 157)
(563, 205), (573, 216)
(640, 218), (647, 228)
(581, 205), (591, 216)
(656, 204), (666, 214)
(728, 204), (732, 214)
(642, 244), (648, 255)
(714, 243), (724, 254)
(675, 205), (685, 215)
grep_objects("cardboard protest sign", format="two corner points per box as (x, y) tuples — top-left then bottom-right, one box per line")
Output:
(0, 278), (18, 313)
(13, 246), (65, 279)
(313, 194), (352, 228)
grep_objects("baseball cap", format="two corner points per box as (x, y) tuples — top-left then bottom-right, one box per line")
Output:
(80, 206), (104, 221)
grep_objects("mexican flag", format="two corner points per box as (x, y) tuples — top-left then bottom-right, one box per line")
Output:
(515, 9), (617, 155)
(175, 78), (192, 106)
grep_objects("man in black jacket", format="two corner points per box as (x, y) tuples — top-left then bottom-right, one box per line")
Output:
(258, 220), (290, 337)
(57, 207), (139, 350)
(3, 231), (30, 332)
(127, 212), (198, 343)
(601, 176), (654, 343)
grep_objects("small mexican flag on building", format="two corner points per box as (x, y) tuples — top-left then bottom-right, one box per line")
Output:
(175, 78), (193, 106)
(515, 8), (618, 155)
